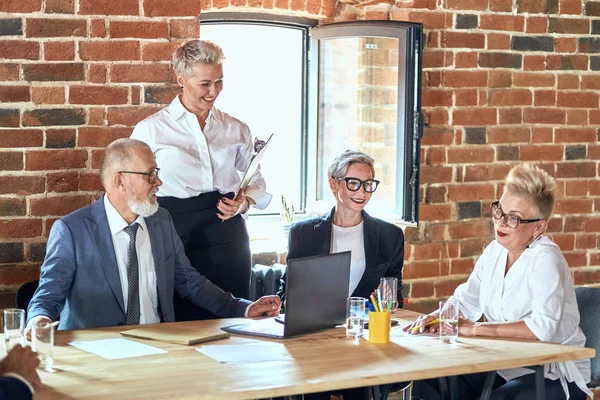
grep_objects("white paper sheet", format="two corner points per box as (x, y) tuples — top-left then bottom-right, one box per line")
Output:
(196, 343), (293, 364)
(69, 338), (168, 360)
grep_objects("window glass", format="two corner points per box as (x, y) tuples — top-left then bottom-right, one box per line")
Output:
(200, 24), (305, 215)
(317, 37), (400, 216)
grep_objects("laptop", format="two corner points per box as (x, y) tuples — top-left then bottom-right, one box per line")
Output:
(222, 251), (351, 339)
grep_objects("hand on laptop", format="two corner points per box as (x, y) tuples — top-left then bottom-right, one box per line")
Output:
(247, 295), (281, 317)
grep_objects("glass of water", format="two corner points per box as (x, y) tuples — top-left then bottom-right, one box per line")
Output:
(439, 300), (459, 343)
(346, 297), (366, 339)
(3, 308), (25, 352)
(32, 322), (55, 371)
(379, 277), (398, 313)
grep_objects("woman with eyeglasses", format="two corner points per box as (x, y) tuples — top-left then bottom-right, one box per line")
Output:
(277, 149), (404, 400)
(405, 164), (591, 400)
(131, 40), (271, 321)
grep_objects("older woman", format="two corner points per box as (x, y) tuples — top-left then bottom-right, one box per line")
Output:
(278, 149), (405, 400)
(406, 164), (591, 400)
(132, 40), (271, 321)
(278, 149), (404, 304)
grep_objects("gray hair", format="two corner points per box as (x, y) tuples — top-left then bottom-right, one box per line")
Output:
(505, 163), (556, 220)
(99, 139), (151, 187)
(173, 40), (225, 79)
(327, 150), (375, 179)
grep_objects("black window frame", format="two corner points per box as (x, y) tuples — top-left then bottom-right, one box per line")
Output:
(200, 13), (422, 224)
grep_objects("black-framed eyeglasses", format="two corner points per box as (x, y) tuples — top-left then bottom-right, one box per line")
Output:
(491, 201), (542, 229)
(119, 168), (160, 184)
(336, 177), (380, 193)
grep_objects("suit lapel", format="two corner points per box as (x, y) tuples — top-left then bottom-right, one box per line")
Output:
(147, 215), (168, 321)
(88, 198), (126, 315)
(352, 211), (379, 297)
(312, 209), (335, 255)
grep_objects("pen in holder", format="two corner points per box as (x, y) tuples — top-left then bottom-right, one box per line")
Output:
(368, 311), (391, 344)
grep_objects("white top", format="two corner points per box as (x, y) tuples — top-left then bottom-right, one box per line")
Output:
(104, 196), (161, 325)
(331, 222), (366, 296)
(131, 96), (272, 209)
(449, 236), (591, 398)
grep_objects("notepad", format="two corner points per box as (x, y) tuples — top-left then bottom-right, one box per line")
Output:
(120, 326), (230, 346)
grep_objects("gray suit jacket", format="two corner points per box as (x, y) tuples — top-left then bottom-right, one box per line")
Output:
(27, 197), (250, 330)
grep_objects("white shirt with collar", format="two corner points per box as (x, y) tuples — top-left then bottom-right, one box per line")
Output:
(448, 236), (591, 398)
(131, 96), (272, 209)
(104, 196), (161, 324)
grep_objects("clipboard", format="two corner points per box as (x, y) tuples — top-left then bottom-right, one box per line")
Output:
(235, 133), (274, 198)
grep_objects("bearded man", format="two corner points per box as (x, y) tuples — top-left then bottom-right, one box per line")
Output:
(26, 139), (280, 332)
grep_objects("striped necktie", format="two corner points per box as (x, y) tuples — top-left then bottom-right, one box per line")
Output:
(123, 223), (140, 325)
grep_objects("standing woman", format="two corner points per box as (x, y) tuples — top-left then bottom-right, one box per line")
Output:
(132, 40), (272, 321)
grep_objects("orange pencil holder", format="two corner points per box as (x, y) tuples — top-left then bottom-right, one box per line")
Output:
(368, 311), (391, 344)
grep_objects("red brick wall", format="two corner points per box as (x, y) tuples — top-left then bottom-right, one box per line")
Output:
(1, 0), (599, 316)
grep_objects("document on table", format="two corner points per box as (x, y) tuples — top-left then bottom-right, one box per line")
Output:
(196, 343), (293, 364)
(69, 338), (168, 360)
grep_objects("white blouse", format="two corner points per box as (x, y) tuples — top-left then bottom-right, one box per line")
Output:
(331, 221), (366, 296)
(131, 96), (272, 209)
(449, 236), (591, 398)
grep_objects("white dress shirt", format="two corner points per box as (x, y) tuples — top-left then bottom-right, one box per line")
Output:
(104, 196), (161, 324)
(131, 96), (272, 209)
(331, 222), (366, 295)
(449, 236), (591, 398)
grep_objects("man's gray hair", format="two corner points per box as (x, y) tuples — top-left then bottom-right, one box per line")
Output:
(173, 40), (225, 79)
(327, 150), (375, 179)
(99, 138), (151, 187)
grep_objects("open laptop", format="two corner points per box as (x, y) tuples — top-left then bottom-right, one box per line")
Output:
(222, 251), (351, 339)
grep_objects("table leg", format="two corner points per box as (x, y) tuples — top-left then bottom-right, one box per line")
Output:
(533, 365), (545, 400)
(373, 384), (391, 400)
(448, 376), (459, 400)
(478, 371), (497, 400)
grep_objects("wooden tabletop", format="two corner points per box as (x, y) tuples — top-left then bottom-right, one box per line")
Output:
(33, 309), (595, 400)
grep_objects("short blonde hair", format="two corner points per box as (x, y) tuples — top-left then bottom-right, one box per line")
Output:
(505, 163), (556, 220)
(328, 150), (375, 179)
(172, 40), (225, 79)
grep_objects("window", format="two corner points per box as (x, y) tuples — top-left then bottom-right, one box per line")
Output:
(200, 15), (422, 226)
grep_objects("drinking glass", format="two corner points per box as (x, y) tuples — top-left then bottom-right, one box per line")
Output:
(3, 309), (25, 352)
(379, 277), (398, 313)
(32, 322), (55, 371)
(346, 297), (366, 339)
(439, 300), (458, 343)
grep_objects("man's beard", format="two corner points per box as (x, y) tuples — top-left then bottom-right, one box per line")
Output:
(128, 191), (159, 217)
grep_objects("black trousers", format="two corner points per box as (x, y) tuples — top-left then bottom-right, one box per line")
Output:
(414, 371), (587, 400)
(159, 191), (251, 321)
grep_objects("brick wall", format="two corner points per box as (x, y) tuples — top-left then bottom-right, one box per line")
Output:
(1, 0), (599, 318)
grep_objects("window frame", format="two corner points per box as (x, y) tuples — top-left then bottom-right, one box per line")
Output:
(199, 14), (422, 225)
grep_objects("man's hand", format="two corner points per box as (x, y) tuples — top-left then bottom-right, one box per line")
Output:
(0, 344), (41, 388)
(24, 316), (52, 341)
(247, 295), (281, 317)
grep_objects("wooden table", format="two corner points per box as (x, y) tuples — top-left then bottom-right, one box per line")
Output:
(34, 310), (595, 400)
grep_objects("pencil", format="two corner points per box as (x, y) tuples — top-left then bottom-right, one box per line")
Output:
(370, 295), (380, 312)
(410, 318), (440, 332)
(376, 289), (384, 313)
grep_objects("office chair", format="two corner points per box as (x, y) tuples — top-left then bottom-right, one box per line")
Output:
(15, 280), (39, 320)
(575, 287), (600, 388)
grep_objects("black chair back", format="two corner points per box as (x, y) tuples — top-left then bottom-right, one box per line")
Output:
(575, 286), (600, 387)
(16, 280), (39, 320)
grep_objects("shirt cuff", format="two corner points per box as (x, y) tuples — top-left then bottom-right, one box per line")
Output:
(244, 304), (251, 317)
(3, 372), (34, 395)
(244, 188), (272, 210)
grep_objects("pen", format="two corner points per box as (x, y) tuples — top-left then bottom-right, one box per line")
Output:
(376, 288), (383, 313)
(366, 300), (375, 312)
(370, 295), (380, 312)
(410, 318), (440, 332)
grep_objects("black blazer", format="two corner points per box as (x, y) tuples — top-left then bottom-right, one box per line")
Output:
(0, 376), (33, 400)
(277, 208), (404, 305)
